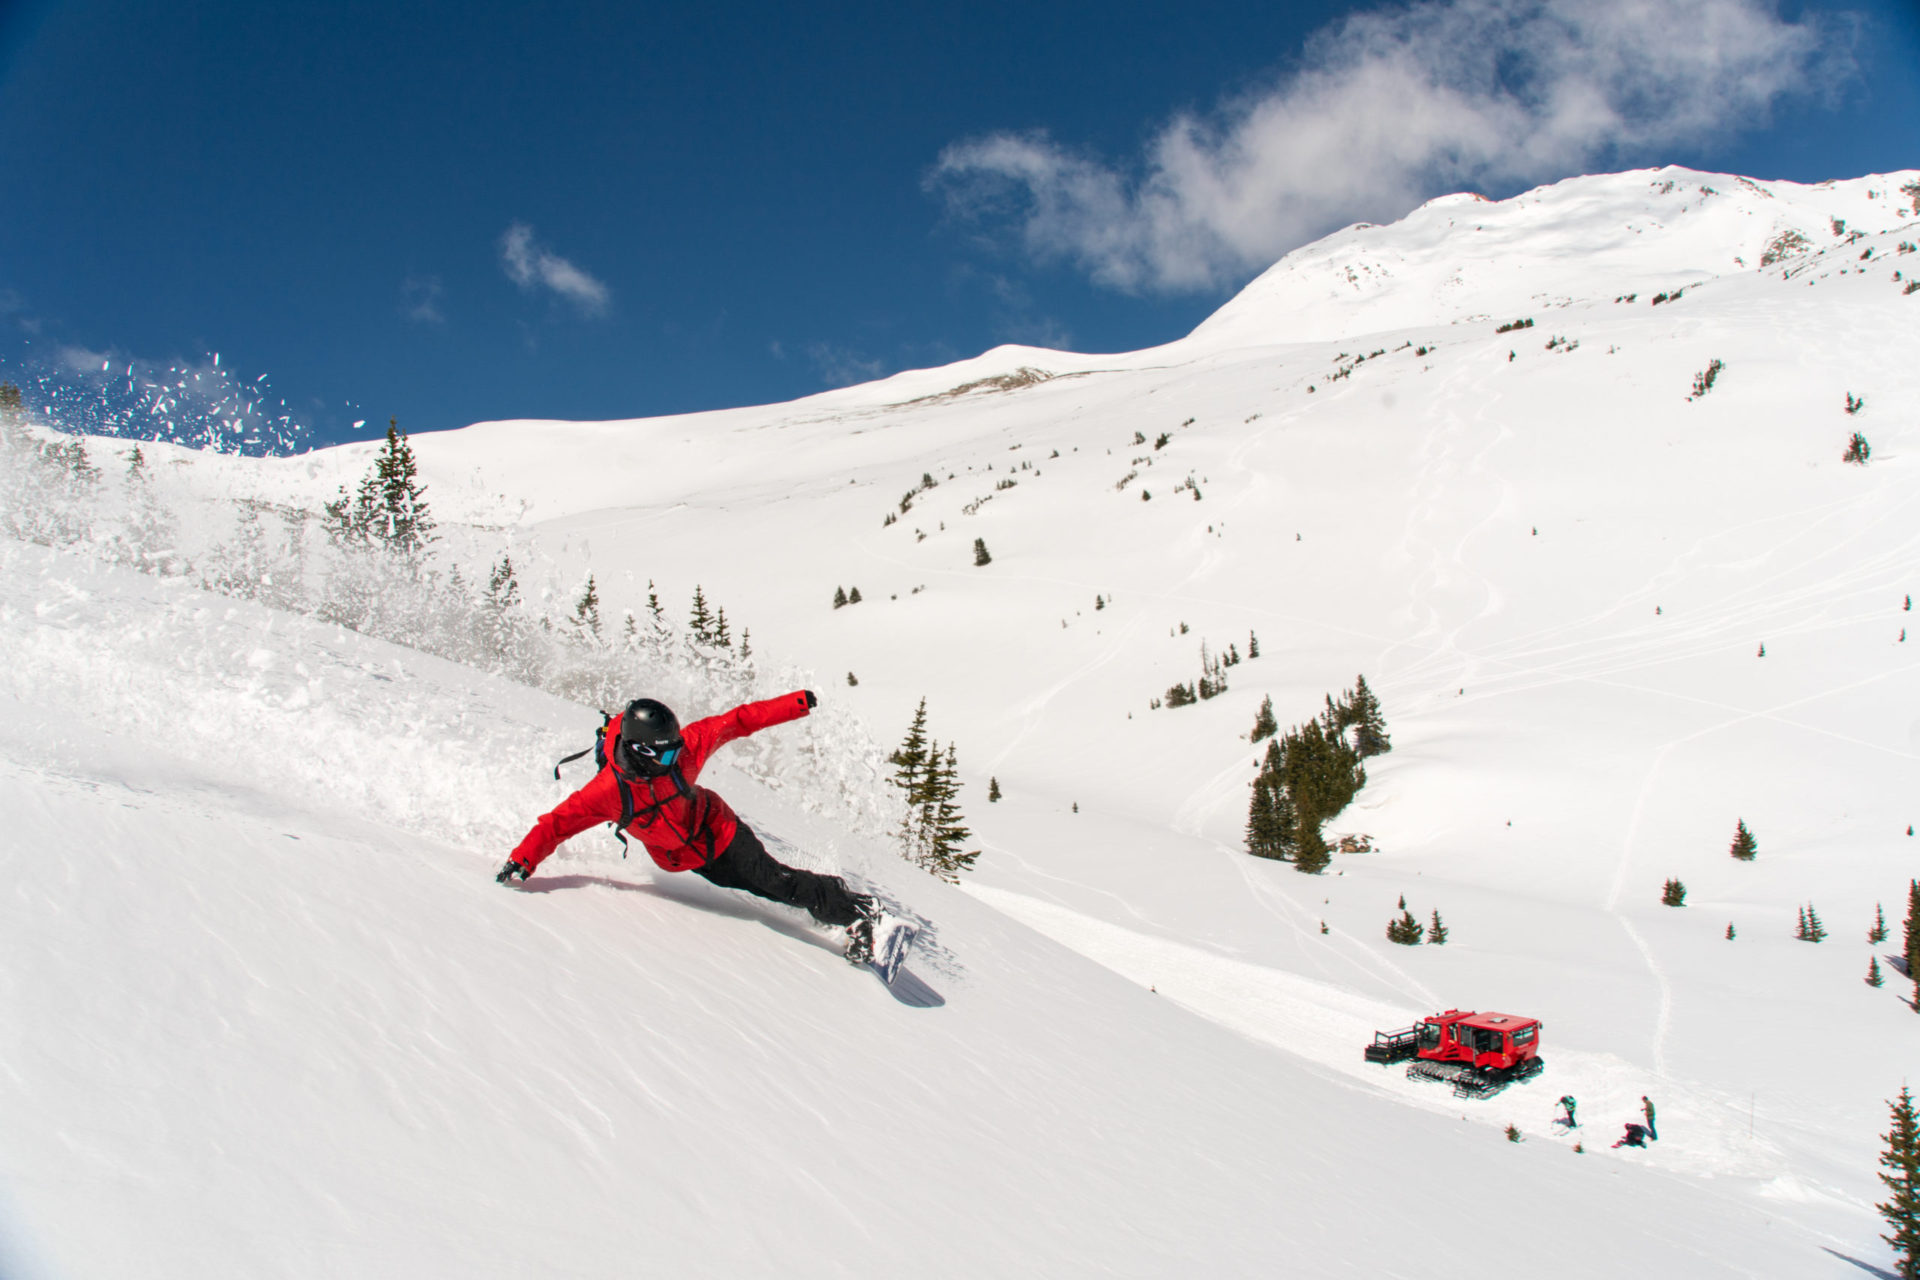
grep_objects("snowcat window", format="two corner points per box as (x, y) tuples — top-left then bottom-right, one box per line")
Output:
(1418, 1022), (1440, 1049)
(1514, 1026), (1536, 1046)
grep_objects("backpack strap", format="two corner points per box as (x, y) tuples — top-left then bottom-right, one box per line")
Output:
(551, 745), (595, 781)
(607, 766), (720, 866)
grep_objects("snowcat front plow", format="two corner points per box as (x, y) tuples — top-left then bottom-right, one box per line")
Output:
(1366, 1010), (1544, 1099)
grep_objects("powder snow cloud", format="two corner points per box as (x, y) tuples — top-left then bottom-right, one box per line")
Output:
(928, 0), (1853, 292)
(499, 223), (612, 315)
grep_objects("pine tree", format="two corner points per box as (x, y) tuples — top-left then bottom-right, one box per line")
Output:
(973, 537), (992, 566)
(1386, 910), (1425, 945)
(572, 573), (602, 641)
(1870, 903), (1890, 944)
(922, 743), (976, 881)
(988, 776), (1001, 802)
(688, 586), (714, 644)
(1805, 905), (1827, 942)
(1429, 910), (1449, 945)
(486, 556), (521, 611)
(890, 699), (934, 859)
(1726, 922), (1736, 940)
(1247, 631), (1260, 659)
(1906, 879), (1920, 1011)
(370, 418), (434, 554)
(1869, 955), (1886, 987)
(1350, 674), (1391, 757)
(1245, 774), (1288, 860)
(834, 586), (848, 608)
(1878, 1086), (1920, 1278)
(847, 586), (861, 604)
(1661, 878), (1687, 907)
(1251, 694), (1278, 743)
(712, 606), (731, 648)
(1729, 818), (1758, 861)
(739, 628), (751, 659)
(1293, 819), (1331, 875)
(846, 671), (859, 686)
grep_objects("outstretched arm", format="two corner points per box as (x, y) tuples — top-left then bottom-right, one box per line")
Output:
(694, 690), (815, 755)
(499, 774), (619, 882)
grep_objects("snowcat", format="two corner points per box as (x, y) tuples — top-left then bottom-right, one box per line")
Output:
(1364, 1009), (1544, 1098)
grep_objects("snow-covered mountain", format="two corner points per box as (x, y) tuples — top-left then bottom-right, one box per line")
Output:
(5, 165), (1918, 1277)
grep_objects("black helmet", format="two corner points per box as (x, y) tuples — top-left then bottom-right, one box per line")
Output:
(617, 698), (684, 777)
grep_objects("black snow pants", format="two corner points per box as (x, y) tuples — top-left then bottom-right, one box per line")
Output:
(695, 823), (867, 927)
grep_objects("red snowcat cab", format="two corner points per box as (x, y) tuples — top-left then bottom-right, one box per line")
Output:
(1364, 1009), (1544, 1098)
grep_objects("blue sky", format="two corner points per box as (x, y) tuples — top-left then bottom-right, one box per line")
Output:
(1, 0), (1915, 448)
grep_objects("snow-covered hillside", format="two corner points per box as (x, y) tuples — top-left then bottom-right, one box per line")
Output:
(5, 165), (1919, 1276)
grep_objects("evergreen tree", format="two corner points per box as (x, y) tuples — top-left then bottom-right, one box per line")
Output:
(834, 586), (848, 609)
(1878, 1086), (1920, 1278)
(1869, 955), (1885, 987)
(712, 606), (731, 648)
(1805, 905), (1827, 942)
(1245, 774), (1287, 860)
(1386, 910), (1425, 945)
(572, 573), (602, 641)
(973, 537), (992, 566)
(1350, 674), (1391, 757)
(922, 743), (976, 881)
(370, 418), (433, 554)
(846, 671), (859, 686)
(1870, 903), (1889, 944)
(487, 555), (521, 612)
(1726, 922), (1736, 940)
(890, 698), (934, 858)
(1429, 910), (1449, 945)
(1247, 631), (1260, 659)
(1250, 694), (1278, 743)
(1906, 879), (1920, 1011)
(1293, 819), (1331, 875)
(988, 776), (1001, 803)
(688, 586), (714, 644)
(1729, 819), (1758, 861)
(1661, 878), (1687, 906)
(847, 586), (861, 604)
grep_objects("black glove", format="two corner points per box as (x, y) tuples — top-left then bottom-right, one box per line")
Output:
(496, 858), (531, 885)
(802, 689), (818, 708)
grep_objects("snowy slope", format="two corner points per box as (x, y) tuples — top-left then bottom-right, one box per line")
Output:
(6, 164), (1920, 1275)
(0, 543), (1841, 1279)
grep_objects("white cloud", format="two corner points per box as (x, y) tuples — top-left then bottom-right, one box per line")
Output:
(499, 223), (611, 316)
(401, 275), (446, 325)
(804, 342), (886, 388)
(929, 0), (1851, 292)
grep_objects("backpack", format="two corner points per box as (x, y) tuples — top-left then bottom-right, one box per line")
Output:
(551, 710), (619, 781)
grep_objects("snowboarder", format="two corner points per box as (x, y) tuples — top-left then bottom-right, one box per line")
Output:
(1612, 1123), (1648, 1149)
(1556, 1095), (1578, 1128)
(1640, 1095), (1658, 1141)
(496, 692), (889, 964)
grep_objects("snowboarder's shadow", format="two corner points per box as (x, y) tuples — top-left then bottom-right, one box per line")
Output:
(519, 873), (844, 959)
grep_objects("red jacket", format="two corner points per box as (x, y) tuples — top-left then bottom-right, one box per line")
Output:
(510, 691), (811, 875)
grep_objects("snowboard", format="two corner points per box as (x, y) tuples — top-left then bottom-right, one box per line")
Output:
(867, 913), (919, 985)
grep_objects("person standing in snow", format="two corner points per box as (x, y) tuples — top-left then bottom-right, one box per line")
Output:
(1641, 1095), (1658, 1141)
(496, 692), (886, 962)
(1557, 1095), (1578, 1128)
